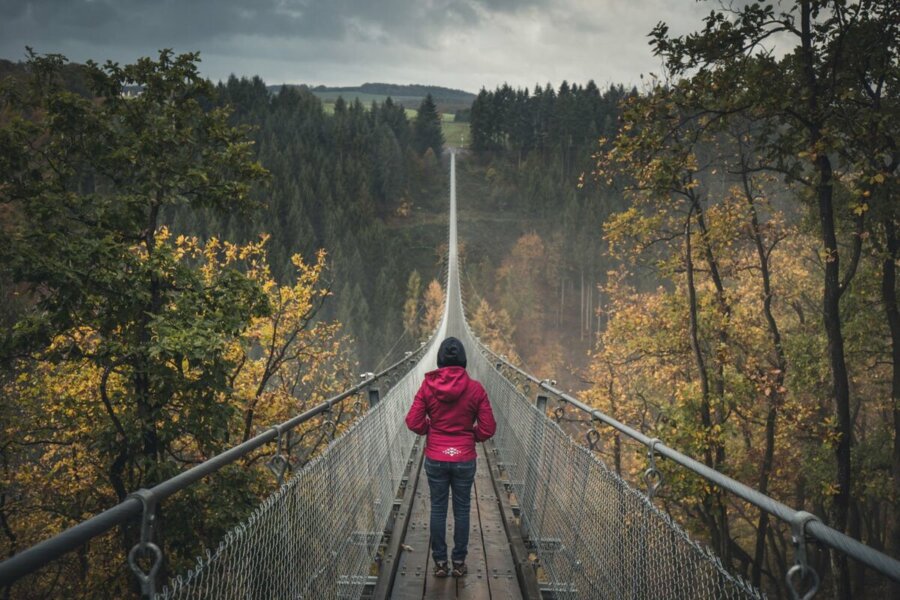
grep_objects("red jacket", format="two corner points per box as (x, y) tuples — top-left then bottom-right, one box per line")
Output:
(405, 366), (496, 462)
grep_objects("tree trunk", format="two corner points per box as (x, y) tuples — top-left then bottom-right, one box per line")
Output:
(816, 155), (853, 600)
(883, 216), (900, 597)
(580, 270), (584, 341)
(684, 211), (724, 554)
(800, 4), (852, 596)
(740, 154), (788, 589)
(818, 139), (853, 600)
(690, 196), (732, 565)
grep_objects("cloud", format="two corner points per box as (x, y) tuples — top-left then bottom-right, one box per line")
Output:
(0, 0), (713, 91)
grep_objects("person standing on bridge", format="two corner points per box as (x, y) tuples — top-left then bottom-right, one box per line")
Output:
(405, 336), (496, 578)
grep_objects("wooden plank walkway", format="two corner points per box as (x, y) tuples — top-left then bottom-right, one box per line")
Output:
(388, 444), (524, 600)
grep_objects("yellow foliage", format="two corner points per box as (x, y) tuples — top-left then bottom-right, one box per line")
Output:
(1, 237), (353, 596)
(420, 279), (445, 341)
(470, 298), (520, 364)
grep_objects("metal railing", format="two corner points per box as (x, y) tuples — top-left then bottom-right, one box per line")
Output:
(475, 341), (900, 598)
(0, 342), (428, 595)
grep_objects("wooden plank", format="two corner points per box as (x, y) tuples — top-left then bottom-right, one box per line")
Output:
(390, 461), (430, 600)
(424, 495), (457, 599)
(456, 461), (490, 600)
(483, 442), (542, 600)
(373, 445), (424, 600)
(475, 450), (523, 600)
(389, 446), (532, 600)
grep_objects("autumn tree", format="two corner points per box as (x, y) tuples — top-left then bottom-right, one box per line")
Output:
(469, 298), (520, 364)
(1, 233), (352, 596)
(595, 81), (741, 566)
(588, 218), (828, 597)
(403, 270), (423, 341)
(649, 3), (899, 596)
(0, 51), (352, 595)
(420, 279), (445, 341)
(494, 232), (563, 375)
(1, 49), (268, 494)
(496, 232), (550, 330)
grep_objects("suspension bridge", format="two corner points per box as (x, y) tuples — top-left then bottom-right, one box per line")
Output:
(2, 152), (900, 599)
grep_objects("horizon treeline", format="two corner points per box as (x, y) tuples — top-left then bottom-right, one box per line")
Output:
(470, 81), (632, 172)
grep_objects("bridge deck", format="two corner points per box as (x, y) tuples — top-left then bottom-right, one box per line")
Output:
(388, 445), (523, 600)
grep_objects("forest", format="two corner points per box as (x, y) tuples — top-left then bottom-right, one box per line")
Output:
(170, 73), (450, 367)
(585, 4), (899, 599)
(0, 1), (898, 599)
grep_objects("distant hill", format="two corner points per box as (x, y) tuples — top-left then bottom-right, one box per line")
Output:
(267, 82), (476, 113)
(332, 83), (474, 101)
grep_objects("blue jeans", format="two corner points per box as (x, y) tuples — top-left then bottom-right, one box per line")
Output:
(424, 457), (476, 563)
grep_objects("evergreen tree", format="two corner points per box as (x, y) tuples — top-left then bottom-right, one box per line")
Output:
(161, 74), (444, 373)
(470, 88), (493, 151)
(414, 93), (444, 158)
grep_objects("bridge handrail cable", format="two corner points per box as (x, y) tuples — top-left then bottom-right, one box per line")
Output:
(476, 342), (900, 585)
(0, 342), (429, 588)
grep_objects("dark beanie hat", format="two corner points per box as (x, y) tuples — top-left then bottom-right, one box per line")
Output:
(437, 337), (467, 369)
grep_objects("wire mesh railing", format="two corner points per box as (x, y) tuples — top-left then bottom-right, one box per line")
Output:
(157, 345), (437, 599)
(467, 350), (764, 599)
(472, 339), (900, 598)
(0, 340), (435, 599)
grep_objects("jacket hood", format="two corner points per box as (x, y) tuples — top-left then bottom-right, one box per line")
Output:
(424, 366), (470, 403)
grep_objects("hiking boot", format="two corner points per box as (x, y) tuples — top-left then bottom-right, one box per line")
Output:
(433, 561), (449, 578)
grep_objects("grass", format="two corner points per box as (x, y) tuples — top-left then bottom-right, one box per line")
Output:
(321, 99), (470, 148)
(313, 91), (424, 106)
(321, 99), (420, 115)
(442, 121), (470, 148)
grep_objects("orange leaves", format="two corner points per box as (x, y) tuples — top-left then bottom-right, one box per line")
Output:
(2, 234), (354, 594)
(421, 279), (445, 339)
(586, 158), (837, 516)
(470, 298), (520, 365)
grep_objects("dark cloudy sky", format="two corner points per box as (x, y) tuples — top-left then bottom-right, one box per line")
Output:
(0, 0), (713, 92)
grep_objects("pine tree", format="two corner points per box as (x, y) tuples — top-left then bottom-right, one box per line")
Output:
(414, 93), (444, 158)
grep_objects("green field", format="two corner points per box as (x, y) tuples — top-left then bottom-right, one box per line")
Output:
(442, 121), (470, 148)
(315, 91), (425, 107)
(321, 99), (470, 148)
